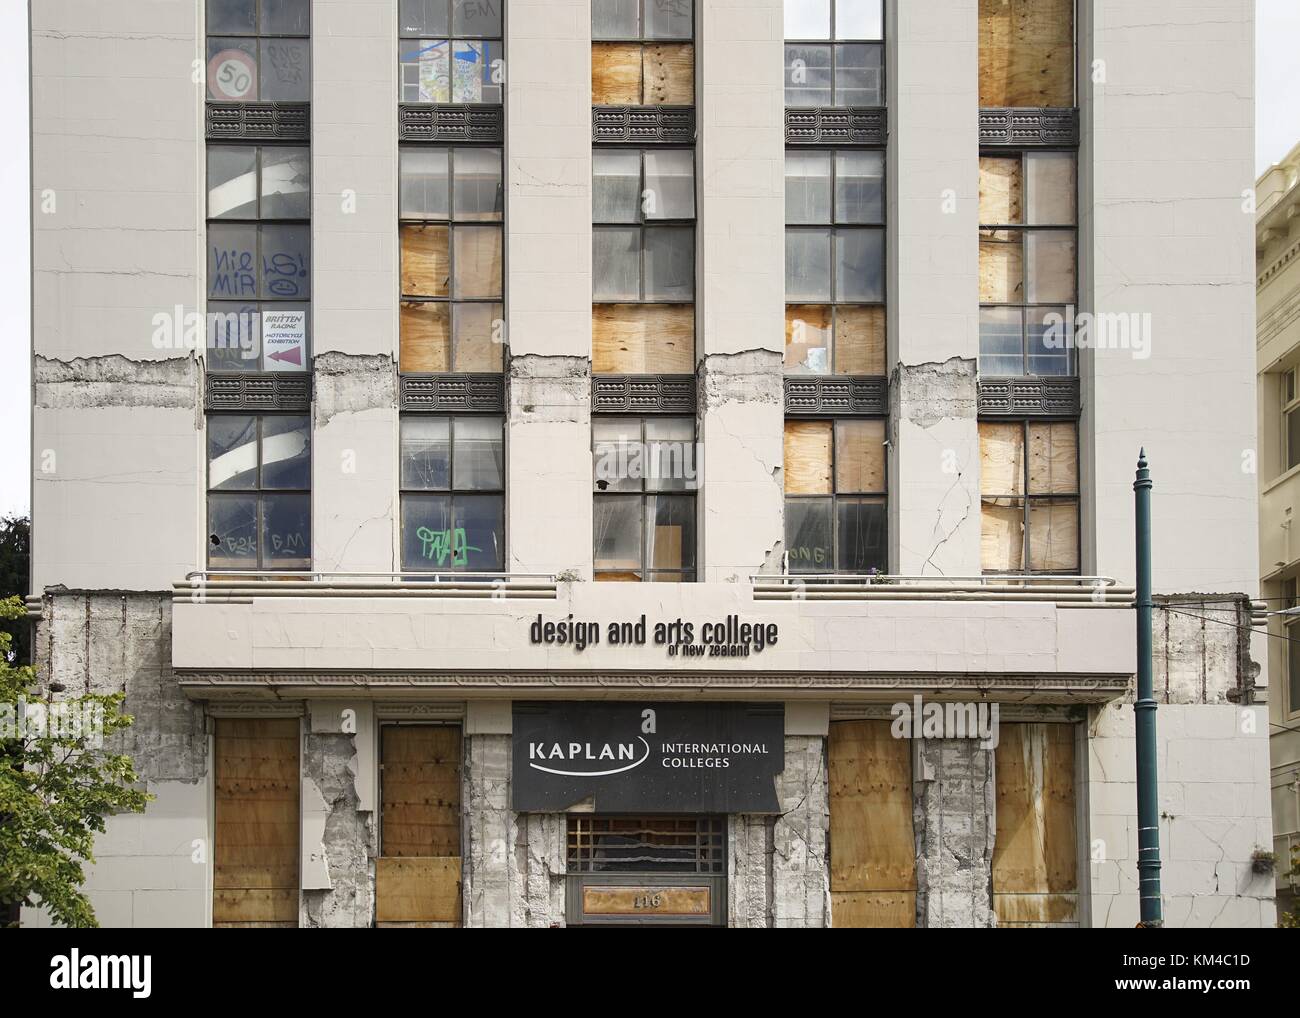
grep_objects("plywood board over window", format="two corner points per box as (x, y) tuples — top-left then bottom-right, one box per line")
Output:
(592, 42), (693, 105)
(643, 44), (694, 104)
(784, 421), (833, 495)
(834, 306), (887, 376)
(978, 0), (1075, 108)
(593, 304), (695, 374)
(993, 723), (1079, 926)
(377, 725), (463, 927)
(401, 224), (450, 298)
(829, 721), (916, 928)
(400, 302), (450, 373)
(213, 718), (300, 928)
(980, 157), (1023, 224)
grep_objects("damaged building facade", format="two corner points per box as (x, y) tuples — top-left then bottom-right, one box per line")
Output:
(25, 0), (1273, 927)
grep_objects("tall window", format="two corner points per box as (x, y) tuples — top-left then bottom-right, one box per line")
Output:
(400, 0), (503, 103)
(593, 418), (698, 582)
(206, 0), (311, 102)
(978, 421), (1078, 574)
(400, 416), (505, 572)
(978, 0), (1074, 109)
(785, 149), (885, 375)
(784, 0), (884, 107)
(1286, 579), (1300, 719)
(1284, 369), (1300, 473)
(207, 415), (311, 570)
(207, 144), (312, 372)
(784, 420), (886, 574)
(399, 146), (505, 373)
(978, 151), (1076, 377)
(592, 0), (694, 105)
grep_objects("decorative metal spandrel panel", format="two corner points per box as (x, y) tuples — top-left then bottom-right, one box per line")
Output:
(401, 373), (506, 413)
(785, 107), (887, 146)
(399, 104), (504, 143)
(592, 375), (696, 415)
(783, 376), (888, 417)
(979, 107), (1080, 147)
(977, 377), (1081, 418)
(206, 102), (311, 141)
(206, 373), (312, 412)
(592, 106), (696, 145)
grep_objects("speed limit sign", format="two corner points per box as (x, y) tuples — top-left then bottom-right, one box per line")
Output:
(208, 49), (257, 101)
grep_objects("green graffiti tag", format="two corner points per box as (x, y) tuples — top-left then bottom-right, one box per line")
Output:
(417, 526), (481, 567)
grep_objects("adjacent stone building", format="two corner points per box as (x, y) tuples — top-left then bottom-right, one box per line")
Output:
(24, 0), (1273, 927)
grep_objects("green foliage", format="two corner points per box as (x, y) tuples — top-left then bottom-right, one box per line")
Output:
(0, 516), (30, 664)
(0, 596), (151, 927)
(1283, 845), (1300, 929)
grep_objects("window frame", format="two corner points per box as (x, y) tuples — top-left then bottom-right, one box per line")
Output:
(206, 412), (313, 572)
(1285, 578), (1300, 721)
(979, 419), (1081, 577)
(1283, 368), (1300, 473)
(784, 2), (886, 109)
(978, 147), (1079, 379)
(591, 0), (696, 42)
(205, 142), (312, 373)
(593, 148), (697, 305)
(399, 143), (506, 373)
(206, 0), (312, 103)
(592, 416), (699, 583)
(784, 417), (888, 576)
(398, 1), (504, 105)
(398, 414), (507, 573)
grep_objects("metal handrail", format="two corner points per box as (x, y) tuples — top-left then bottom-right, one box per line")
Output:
(751, 573), (1121, 587)
(182, 570), (556, 583)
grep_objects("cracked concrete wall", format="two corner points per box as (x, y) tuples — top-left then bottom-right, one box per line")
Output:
(698, 1), (786, 580)
(889, 1), (982, 577)
(301, 711), (376, 928)
(23, 593), (208, 927)
(505, 1), (593, 577)
(729, 735), (830, 928)
(463, 734), (566, 927)
(313, 353), (398, 573)
(914, 739), (996, 929)
(1083, 0), (1258, 594)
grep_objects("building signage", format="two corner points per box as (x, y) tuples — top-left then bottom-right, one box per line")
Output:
(512, 702), (785, 813)
(528, 613), (779, 658)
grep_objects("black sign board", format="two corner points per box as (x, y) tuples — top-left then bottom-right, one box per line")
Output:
(512, 702), (785, 814)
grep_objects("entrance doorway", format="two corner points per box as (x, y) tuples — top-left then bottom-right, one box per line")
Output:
(564, 815), (726, 927)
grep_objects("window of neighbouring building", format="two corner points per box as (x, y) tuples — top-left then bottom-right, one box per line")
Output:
(207, 414), (311, 571)
(400, 416), (505, 572)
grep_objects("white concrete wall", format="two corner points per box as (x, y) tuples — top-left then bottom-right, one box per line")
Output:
(505, 0), (593, 577)
(1089, 703), (1276, 926)
(890, 0), (982, 577)
(30, 1), (203, 592)
(311, 0), (400, 574)
(1083, 0), (1258, 595)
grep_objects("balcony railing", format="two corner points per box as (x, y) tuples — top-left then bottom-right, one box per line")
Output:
(174, 570), (558, 604)
(751, 573), (1133, 606)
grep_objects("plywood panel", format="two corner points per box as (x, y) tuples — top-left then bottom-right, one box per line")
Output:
(400, 223), (449, 298)
(1027, 422), (1077, 495)
(382, 726), (461, 858)
(835, 419), (886, 494)
(980, 156), (1023, 225)
(993, 723), (1078, 926)
(593, 303), (695, 374)
(834, 306), (886, 375)
(785, 305), (832, 374)
(979, 422), (1025, 496)
(592, 42), (642, 104)
(643, 44), (694, 105)
(375, 857), (462, 924)
(828, 721), (915, 929)
(831, 892), (917, 929)
(979, 229), (1024, 304)
(784, 421), (833, 495)
(400, 302), (450, 373)
(978, 0), (1075, 108)
(213, 718), (299, 928)
(981, 498), (1025, 572)
(1028, 499), (1080, 572)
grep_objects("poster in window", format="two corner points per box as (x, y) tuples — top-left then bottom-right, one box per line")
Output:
(451, 41), (484, 102)
(262, 310), (307, 371)
(208, 49), (258, 101)
(419, 41), (450, 102)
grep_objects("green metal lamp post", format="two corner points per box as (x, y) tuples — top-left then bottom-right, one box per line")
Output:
(1134, 450), (1163, 926)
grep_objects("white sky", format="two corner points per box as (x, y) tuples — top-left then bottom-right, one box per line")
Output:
(0, 3), (1296, 519)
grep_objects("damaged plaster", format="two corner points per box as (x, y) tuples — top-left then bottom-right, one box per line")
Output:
(35, 354), (198, 410)
(302, 731), (375, 928)
(509, 354), (590, 424)
(312, 352), (397, 427)
(893, 357), (977, 431)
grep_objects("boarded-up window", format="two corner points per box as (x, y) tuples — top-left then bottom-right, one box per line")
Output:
(978, 0), (1075, 108)
(593, 304), (695, 374)
(592, 42), (694, 105)
(993, 723), (1079, 926)
(785, 420), (887, 574)
(213, 718), (300, 928)
(785, 305), (885, 375)
(829, 721), (916, 927)
(377, 725), (463, 926)
(980, 421), (1078, 573)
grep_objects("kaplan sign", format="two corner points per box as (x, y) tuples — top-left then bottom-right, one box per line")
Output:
(511, 702), (785, 813)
